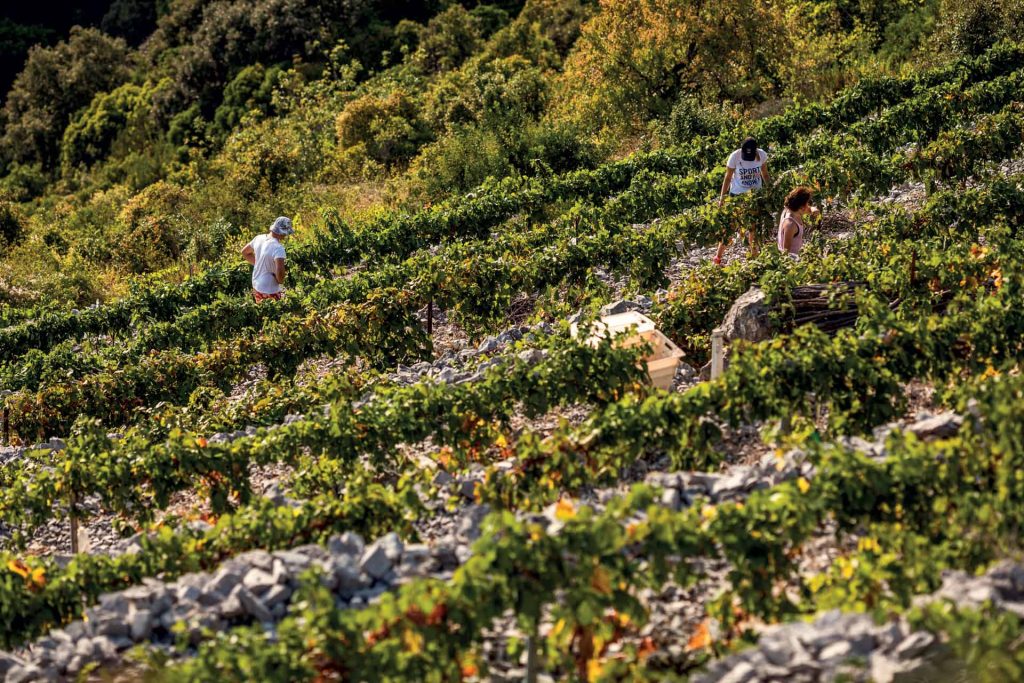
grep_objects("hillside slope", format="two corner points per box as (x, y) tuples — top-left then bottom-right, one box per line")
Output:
(0, 37), (1023, 681)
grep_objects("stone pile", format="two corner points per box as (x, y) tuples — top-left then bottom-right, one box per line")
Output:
(694, 560), (1024, 683)
(0, 531), (464, 683)
(692, 609), (948, 683)
(642, 447), (810, 510)
(918, 560), (1024, 617)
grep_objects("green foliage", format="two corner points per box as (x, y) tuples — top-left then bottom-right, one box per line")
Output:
(937, 0), (1024, 57)
(0, 201), (25, 246)
(336, 89), (432, 169)
(166, 103), (205, 152)
(1, 27), (132, 172)
(410, 5), (490, 74)
(658, 94), (738, 146)
(61, 82), (153, 174)
(425, 55), (547, 131)
(211, 63), (283, 141)
(114, 180), (190, 273)
(145, 0), (351, 110)
(0, 163), (48, 203)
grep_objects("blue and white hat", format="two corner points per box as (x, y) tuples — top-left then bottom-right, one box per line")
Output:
(270, 216), (294, 235)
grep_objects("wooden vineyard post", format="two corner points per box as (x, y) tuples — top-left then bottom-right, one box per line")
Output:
(0, 393), (9, 446)
(524, 632), (539, 683)
(427, 299), (434, 336)
(711, 327), (725, 380)
(69, 490), (79, 555)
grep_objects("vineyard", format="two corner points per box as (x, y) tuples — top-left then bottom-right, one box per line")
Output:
(1, 40), (1024, 683)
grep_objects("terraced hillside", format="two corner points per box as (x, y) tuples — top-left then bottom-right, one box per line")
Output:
(2, 42), (1024, 683)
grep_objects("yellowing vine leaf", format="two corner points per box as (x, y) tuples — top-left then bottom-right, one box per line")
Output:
(686, 620), (712, 651)
(402, 627), (424, 654)
(555, 498), (576, 521)
(7, 558), (29, 579)
(591, 566), (612, 595)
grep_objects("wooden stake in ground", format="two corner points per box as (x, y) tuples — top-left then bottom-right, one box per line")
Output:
(524, 632), (539, 683)
(69, 491), (79, 555)
(0, 390), (10, 445)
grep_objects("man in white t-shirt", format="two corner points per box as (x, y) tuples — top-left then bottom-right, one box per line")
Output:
(242, 216), (293, 302)
(713, 137), (772, 265)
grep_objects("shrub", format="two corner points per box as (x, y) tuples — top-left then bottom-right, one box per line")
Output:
(336, 90), (432, 168)
(412, 5), (487, 73)
(423, 56), (548, 135)
(212, 63), (283, 141)
(409, 126), (511, 197)
(658, 94), (737, 146)
(114, 181), (189, 273)
(519, 122), (599, 174)
(0, 163), (48, 202)
(61, 84), (152, 174)
(0, 201), (24, 246)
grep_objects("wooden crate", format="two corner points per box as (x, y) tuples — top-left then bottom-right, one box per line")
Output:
(571, 312), (685, 390)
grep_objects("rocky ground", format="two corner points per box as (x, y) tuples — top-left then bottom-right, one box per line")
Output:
(0, 403), (966, 681)
(694, 560), (1024, 683)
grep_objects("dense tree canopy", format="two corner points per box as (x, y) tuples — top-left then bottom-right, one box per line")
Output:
(1, 27), (132, 170)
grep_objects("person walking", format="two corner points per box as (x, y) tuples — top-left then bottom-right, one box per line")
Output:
(777, 186), (819, 259)
(713, 137), (771, 265)
(242, 216), (294, 302)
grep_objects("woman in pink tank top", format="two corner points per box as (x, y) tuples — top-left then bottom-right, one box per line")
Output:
(778, 186), (819, 258)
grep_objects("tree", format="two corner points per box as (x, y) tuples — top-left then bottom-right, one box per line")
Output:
(61, 83), (154, 173)
(336, 89), (432, 167)
(412, 5), (488, 73)
(101, 0), (160, 45)
(211, 63), (282, 140)
(146, 0), (372, 114)
(936, 0), (1024, 57)
(555, 0), (789, 127)
(1, 27), (132, 172)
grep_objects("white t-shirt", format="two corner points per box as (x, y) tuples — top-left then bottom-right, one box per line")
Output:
(247, 233), (286, 294)
(727, 148), (768, 195)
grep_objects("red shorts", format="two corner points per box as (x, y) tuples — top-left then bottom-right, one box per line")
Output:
(253, 290), (282, 303)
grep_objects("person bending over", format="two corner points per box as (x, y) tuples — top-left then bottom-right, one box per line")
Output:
(242, 216), (293, 302)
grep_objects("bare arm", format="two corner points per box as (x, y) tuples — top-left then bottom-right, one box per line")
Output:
(719, 168), (735, 205)
(275, 258), (286, 285)
(760, 161), (771, 187)
(241, 244), (255, 265)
